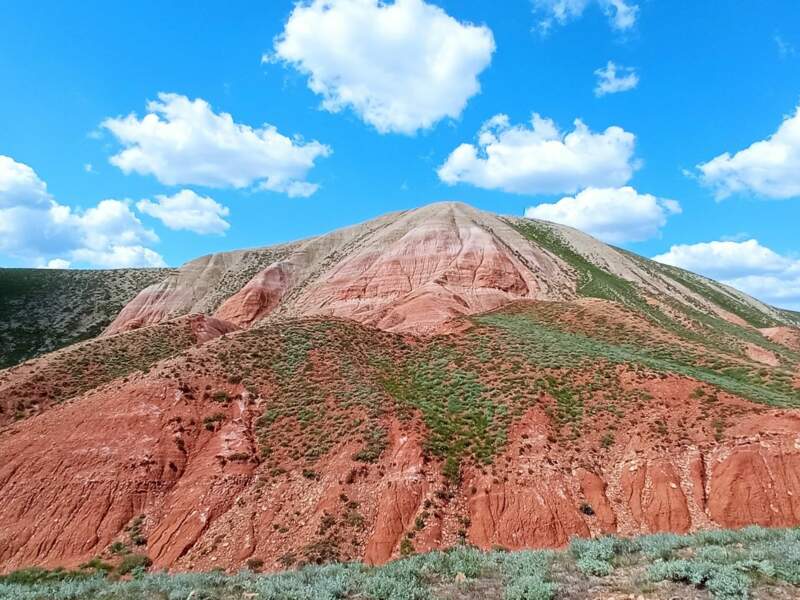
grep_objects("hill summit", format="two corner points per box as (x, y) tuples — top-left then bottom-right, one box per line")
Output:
(1, 201), (799, 574)
(106, 201), (798, 336)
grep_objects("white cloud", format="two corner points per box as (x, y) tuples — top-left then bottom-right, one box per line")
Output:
(102, 93), (330, 196)
(84, 163), (94, 173)
(438, 113), (637, 195)
(45, 258), (71, 269)
(653, 239), (794, 280)
(533, 0), (638, 33)
(0, 155), (52, 208)
(70, 245), (166, 269)
(525, 186), (680, 243)
(0, 155), (165, 268)
(696, 105), (800, 199)
(137, 189), (230, 235)
(653, 239), (800, 309)
(594, 61), (638, 96)
(271, 0), (495, 135)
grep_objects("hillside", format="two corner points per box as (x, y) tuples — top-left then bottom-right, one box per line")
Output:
(0, 202), (799, 581)
(0, 267), (173, 369)
(103, 203), (800, 339)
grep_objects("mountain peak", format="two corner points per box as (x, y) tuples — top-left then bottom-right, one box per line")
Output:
(104, 202), (797, 337)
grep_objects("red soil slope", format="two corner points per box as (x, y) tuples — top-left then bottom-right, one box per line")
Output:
(1, 302), (799, 573)
(0, 314), (236, 426)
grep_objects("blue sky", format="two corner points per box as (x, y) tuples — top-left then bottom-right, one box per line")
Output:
(1, 1), (799, 307)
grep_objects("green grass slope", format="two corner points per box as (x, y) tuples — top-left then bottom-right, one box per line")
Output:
(0, 267), (172, 369)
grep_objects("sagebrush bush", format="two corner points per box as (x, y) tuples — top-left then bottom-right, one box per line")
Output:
(504, 575), (555, 600)
(3, 528), (799, 600)
(634, 532), (687, 559)
(569, 535), (631, 576)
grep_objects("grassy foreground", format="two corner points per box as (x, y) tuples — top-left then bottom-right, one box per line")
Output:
(2, 527), (800, 600)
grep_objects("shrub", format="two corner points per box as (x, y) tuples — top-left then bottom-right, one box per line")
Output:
(570, 535), (629, 576)
(0, 567), (74, 584)
(364, 572), (426, 600)
(706, 567), (750, 600)
(78, 558), (113, 573)
(576, 557), (614, 576)
(504, 575), (556, 600)
(108, 541), (128, 555)
(246, 557), (264, 571)
(443, 456), (461, 484)
(635, 532), (686, 560)
(117, 553), (152, 575)
(212, 390), (230, 403)
(302, 469), (320, 480)
(648, 560), (750, 599)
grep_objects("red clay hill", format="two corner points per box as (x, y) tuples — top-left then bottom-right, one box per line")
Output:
(1, 202), (799, 573)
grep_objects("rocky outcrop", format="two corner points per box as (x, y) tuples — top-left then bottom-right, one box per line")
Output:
(364, 429), (427, 564)
(708, 439), (800, 528)
(620, 459), (691, 533)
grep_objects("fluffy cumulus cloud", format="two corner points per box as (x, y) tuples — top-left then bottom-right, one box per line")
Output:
(533, 0), (638, 33)
(0, 155), (51, 208)
(525, 186), (680, 243)
(102, 93), (330, 197)
(594, 61), (638, 96)
(137, 189), (230, 235)
(45, 258), (71, 269)
(438, 113), (637, 195)
(653, 239), (800, 309)
(0, 155), (164, 268)
(697, 105), (800, 199)
(271, 0), (495, 135)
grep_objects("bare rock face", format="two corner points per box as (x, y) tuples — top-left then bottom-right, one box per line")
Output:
(363, 428), (428, 565)
(214, 262), (294, 328)
(108, 203), (575, 336)
(707, 438), (800, 528)
(104, 252), (259, 335)
(280, 204), (571, 334)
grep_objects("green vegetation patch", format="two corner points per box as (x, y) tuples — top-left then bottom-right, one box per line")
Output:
(3, 527), (799, 600)
(507, 219), (642, 305)
(649, 261), (782, 329)
(0, 267), (171, 369)
(1, 319), (199, 421)
(476, 310), (800, 409)
(380, 346), (508, 476)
